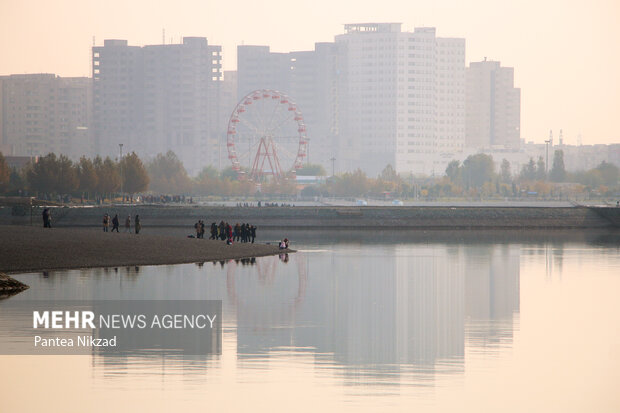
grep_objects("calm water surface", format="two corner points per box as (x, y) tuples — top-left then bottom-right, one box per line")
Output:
(1, 230), (619, 412)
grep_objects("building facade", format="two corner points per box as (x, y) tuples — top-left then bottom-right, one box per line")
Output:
(235, 24), (465, 177)
(335, 24), (466, 176)
(0, 74), (92, 159)
(93, 37), (222, 175)
(466, 60), (520, 150)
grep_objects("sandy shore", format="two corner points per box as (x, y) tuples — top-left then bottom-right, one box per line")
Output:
(0, 225), (291, 274)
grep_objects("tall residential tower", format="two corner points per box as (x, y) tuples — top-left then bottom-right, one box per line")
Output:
(92, 37), (222, 174)
(466, 60), (520, 149)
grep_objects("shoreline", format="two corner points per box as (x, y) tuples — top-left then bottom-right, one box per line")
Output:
(0, 225), (293, 274)
(2, 204), (618, 229)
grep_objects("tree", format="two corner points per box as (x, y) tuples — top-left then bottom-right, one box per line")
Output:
(379, 164), (399, 182)
(147, 151), (192, 194)
(96, 156), (121, 196)
(332, 169), (369, 197)
(9, 168), (26, 195)
(0, 152), (10, 193)
(77, 156), (98, 198)
(26, 153), (61, 194)
(549, 150), (566, 182)
(500, 159), (512, 183)
(120, 152), (149, 195)
(535, 156), (546, 181)
(56, 154), (78, 194)
(296, 163), (327, 176)
(594, 161), (619, 186)
(520, 158), (537, 181)
(445, 160), (461, 183)
(196, 165), (219, 180)
(462, 153), (494, 188)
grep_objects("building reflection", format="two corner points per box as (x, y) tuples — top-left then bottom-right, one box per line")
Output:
(4, 242), (521, 385)
(228, 244), (520, 385)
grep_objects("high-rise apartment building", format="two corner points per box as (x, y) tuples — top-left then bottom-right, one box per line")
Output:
(92, 40), (143, 160)
(93, 37), (222, 174)
(335, 24), (465, 176)
(466, 60), (520, 149)
(0, 74), (92, 159)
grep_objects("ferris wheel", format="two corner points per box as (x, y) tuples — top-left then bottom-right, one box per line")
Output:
(227, 89), (308, 182)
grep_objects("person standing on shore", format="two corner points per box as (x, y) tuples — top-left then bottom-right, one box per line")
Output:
(219, 221), (226, 241)
(135, 215), (141, 234)
(103, 214), (109, 232)
(226, 222), (233, 245)
(250, 225), (256, 243)
(111, 214), (120, 232)
(125, 215), (131, 233)
(42, 208), (52, 228)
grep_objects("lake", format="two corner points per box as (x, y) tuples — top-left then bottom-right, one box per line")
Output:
(1, 230), (619, 412)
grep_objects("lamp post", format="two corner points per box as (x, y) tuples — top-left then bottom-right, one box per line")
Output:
(545, 130), (553, 178)
(119, 143), (124, 203)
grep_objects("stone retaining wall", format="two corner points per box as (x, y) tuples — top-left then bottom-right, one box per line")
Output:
(1, 205), (618, 229)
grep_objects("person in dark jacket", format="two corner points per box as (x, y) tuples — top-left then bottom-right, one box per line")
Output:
(111, 214), (120, 232)
(250, 225), (256, 243)
(135, 215), (141, 234)
(42, 208), (52, 228)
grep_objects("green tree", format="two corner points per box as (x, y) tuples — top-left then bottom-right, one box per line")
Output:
(379, 164), (399, 182)
(147, 151), (192, 194)
(445, 160), (462, 184)
(296, 163), (327, 176)
(120, 152), (149, 195)
(9, 168), (26, 195)
(77, 156), (98, 198)
(500, 159), (512, 183)
(594, 161), (619, 186)
(0, 152), (10, 193)
(549, 150), (566, 182)
(26, 153), (61, 194)
(56, 154), (78, 194)
(535, 156), (546, 181)
(462, 154), (495, 188)
(520, 158), (537, 181)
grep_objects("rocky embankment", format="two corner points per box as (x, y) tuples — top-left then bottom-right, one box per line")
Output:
(0, 272), (29, 298)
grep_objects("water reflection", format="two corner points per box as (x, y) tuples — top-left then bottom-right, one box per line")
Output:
(9, 244), (520, 385)
(5, 239), (525, 388)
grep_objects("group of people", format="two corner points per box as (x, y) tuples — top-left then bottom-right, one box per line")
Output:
(103, 213), (141, 234)
(192, 220), (257, 245)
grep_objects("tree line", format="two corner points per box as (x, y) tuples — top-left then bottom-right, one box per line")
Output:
(0, 151), (150, 201)
(303, 151), (619, 200)
(1, 149), (617, 201)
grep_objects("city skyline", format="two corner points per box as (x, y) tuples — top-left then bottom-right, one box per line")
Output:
(1, 0), (618, 146)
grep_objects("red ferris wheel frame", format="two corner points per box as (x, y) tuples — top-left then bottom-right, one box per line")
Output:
(226, 89), (308, 182)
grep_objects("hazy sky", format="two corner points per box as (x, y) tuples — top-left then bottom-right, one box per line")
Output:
(1, 0), (618, 145)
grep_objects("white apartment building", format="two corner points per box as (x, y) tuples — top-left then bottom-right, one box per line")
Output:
(336, 23), (465, 176)
(466, 60), (520, 150)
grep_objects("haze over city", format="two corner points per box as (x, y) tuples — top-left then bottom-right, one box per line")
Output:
(1, 0), (618, 146)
